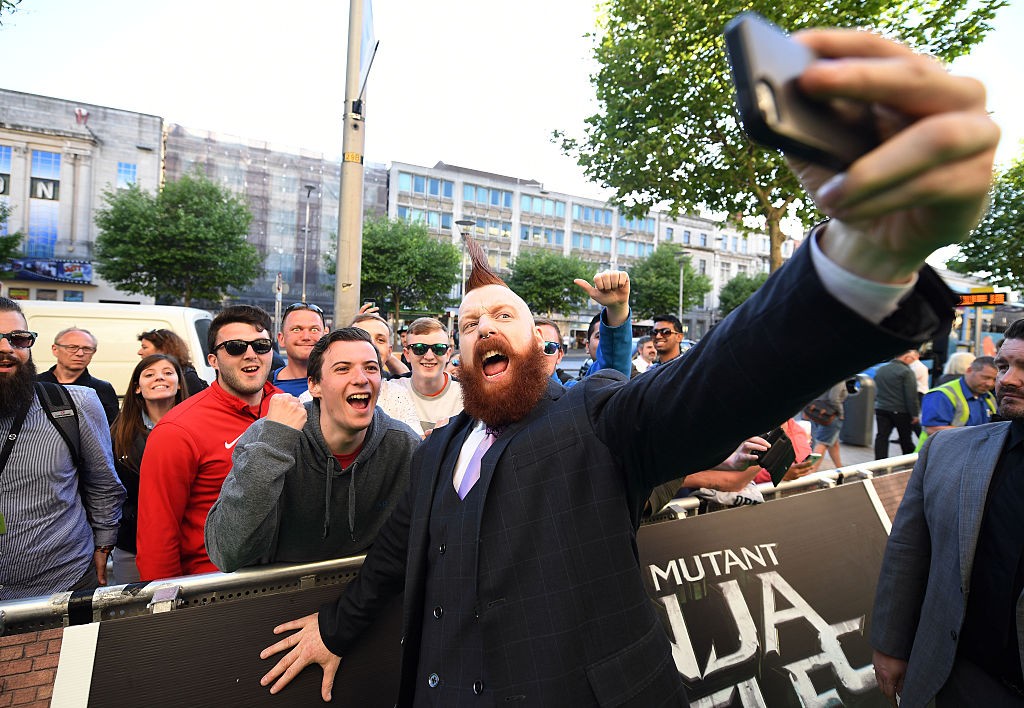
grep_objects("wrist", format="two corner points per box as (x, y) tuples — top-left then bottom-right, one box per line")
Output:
(817, 221), (921, 284)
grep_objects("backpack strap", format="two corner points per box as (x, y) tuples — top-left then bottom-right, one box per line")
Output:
(34, 381), (82, 469)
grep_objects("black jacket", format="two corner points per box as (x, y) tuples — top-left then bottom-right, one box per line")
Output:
(37, 366), (120, 425)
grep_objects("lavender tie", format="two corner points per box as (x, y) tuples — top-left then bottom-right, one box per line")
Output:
(457, 427), (500, 499)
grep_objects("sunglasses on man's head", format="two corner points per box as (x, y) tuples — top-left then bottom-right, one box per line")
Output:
(212, 338), (274, 356)
(407, 343), (451, 357)
(543, 341), (561, 355)
(0, 331), (37, 349)
(284, 302), (324, 315)
(651, 328), (681, 338)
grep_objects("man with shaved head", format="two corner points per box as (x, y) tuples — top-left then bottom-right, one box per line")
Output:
(259, 30), (997, 705)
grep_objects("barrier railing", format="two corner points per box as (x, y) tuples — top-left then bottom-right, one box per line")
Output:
(0, 455), (918, 636)
(660, 452), (918, 516)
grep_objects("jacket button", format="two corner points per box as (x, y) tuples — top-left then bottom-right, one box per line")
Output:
(433, 606), (443, 619)
(428, 673), (440, 688)
(473, 680), (484, 695)
(439, 543), (446, 554)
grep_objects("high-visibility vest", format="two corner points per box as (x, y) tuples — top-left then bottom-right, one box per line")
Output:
(916, 377), (996, 451)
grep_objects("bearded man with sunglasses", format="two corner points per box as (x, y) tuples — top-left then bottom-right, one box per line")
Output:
(0, 297), (125, 600)
(137, 305), (281, 581)
(391, 318), (463, 433)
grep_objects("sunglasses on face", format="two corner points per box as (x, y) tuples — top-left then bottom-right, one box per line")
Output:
(651, 328), (681, 338)
(212, 338), (274, 356)
(0, 331), (37, 349)
(543, 341), (561, 355)
(407, 343), (451, 357)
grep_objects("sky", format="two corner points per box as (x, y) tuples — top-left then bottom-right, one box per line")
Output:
(2, 0), (1022, 205)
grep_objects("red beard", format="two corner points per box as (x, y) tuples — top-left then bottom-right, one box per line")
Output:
(458, 336), (550, 429)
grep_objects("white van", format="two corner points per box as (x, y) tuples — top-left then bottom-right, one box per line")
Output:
(21, 301), (215, 400)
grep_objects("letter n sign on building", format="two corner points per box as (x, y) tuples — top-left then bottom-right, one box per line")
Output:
(30, 177), (60, 201)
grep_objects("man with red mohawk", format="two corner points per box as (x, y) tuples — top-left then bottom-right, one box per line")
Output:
(259, 28), (999, 706)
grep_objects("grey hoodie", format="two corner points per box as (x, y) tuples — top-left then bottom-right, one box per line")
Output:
(205, 400), (420, 572)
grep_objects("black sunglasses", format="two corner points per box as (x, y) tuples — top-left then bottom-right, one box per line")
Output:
(407, 343), (451, 357)
(543, 341), (560, 355)
(651, 328), (681, 338)
(212, 338), (274, 356)
(0, 330), (37, 349)
(283, 302), (326, 325)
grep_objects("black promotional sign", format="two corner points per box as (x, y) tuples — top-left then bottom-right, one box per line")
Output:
(638, 481), (889, 706)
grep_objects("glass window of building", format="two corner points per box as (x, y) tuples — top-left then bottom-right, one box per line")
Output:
(397, 206), (409, 221)
(584, 206), (593, 222)
(683, 230), (691, 244)
(665, 227), (674, 242)
(414, 175), (426, 194)
(572, 204), (582, 220)
(490, 189), (501, 207)
(521, 194), (532, 212)
(555, 201), (565, 218)
(27, 150), (61, 258)
(698, 233), (707, 247)
(544, 199), (555, 216)
(503, 191), (512, 209)
(464, 184), (476, 202)
(429, 178), (440, 196)
(441, 213), (452, 229)
(698, 259), (707, 274)
(477, 186), (488, 203)
(604, 209), (612, 226)
(116, 162), (137, 189)
(443, 181), (454, 199)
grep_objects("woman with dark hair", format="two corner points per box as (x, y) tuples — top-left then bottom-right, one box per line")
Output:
(137, 328), (208, 397)
(109, 354), (187, 584)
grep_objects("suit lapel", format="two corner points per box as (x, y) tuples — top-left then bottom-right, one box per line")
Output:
(959, 423), (1011, 586)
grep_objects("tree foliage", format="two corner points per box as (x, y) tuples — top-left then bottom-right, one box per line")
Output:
(507, 249), (596, 317)
(0, 203), (24, 266)
(94, 173), (260, 306)
(947, 155), (1024, 290)
(559, 0), (1006, 272)
(356, 217), (460, 321)
(628, 244), (711, 320)
(718, 271), (771, 317)
(0, 0), (20, 25)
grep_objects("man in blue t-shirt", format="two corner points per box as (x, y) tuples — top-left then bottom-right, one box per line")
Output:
(272, 302), (327, 396)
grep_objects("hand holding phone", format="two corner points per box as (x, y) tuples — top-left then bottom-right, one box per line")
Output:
(724, 12), (879, 170)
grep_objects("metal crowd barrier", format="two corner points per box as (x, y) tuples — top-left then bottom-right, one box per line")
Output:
(0, 555), (367, 636)
(0, 455), (919, 636)
(658, 453), (918, 517)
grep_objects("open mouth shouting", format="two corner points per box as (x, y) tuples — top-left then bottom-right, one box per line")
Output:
(347, 392), (372, 411)
(0, 356), (21, 373)
(481, 350), (510, 379)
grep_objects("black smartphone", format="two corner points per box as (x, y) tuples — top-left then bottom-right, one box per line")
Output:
(723, 12), (879, 170)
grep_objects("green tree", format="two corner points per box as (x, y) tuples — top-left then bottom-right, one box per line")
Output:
(1, 0), (20, 25)
(506, 249), (595, 317)
(718, 271), (771, 317)
(356, 217), (460, 321)
(947, 156), (1024, 290)
(0, 203), (24, 268)
(94, 173), (260, 306)
(628, 245), (711, 320)
(558, 0), (1005, 272)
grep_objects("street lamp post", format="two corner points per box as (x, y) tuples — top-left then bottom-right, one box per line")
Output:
(300, 184), (316, 303)
(676, 251), (689, 334)
(455, 219), (475, 299)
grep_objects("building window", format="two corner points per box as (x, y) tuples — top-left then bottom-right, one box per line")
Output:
(698, 259), (706, 274)
(27, 150), (61, 258)
(36, 288), (58, 301)
(665, 227), (674, 242)
(698, 233), (707, 247)
(683, 230), (691, 245)
(117, 162), (137, 189)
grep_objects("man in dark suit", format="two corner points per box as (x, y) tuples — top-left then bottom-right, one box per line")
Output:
(871, 319), (1024, 706)
(36, 326), (120, 424)
(258, 29), (999, 705)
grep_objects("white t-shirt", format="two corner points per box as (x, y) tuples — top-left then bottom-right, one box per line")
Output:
(391, 373), (464, 432)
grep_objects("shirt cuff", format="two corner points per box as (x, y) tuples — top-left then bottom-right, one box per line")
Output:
(809, 225), (918, 325)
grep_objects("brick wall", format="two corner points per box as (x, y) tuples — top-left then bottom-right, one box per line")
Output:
(0, 629), (62, 707)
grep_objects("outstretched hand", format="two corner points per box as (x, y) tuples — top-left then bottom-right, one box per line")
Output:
(260, 612), (341, 702)
(791, 29), (998, 283)
(574, 270), (630, 327)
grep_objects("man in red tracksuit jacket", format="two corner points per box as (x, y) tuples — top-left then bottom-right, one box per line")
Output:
(136, 305), (281, 581)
